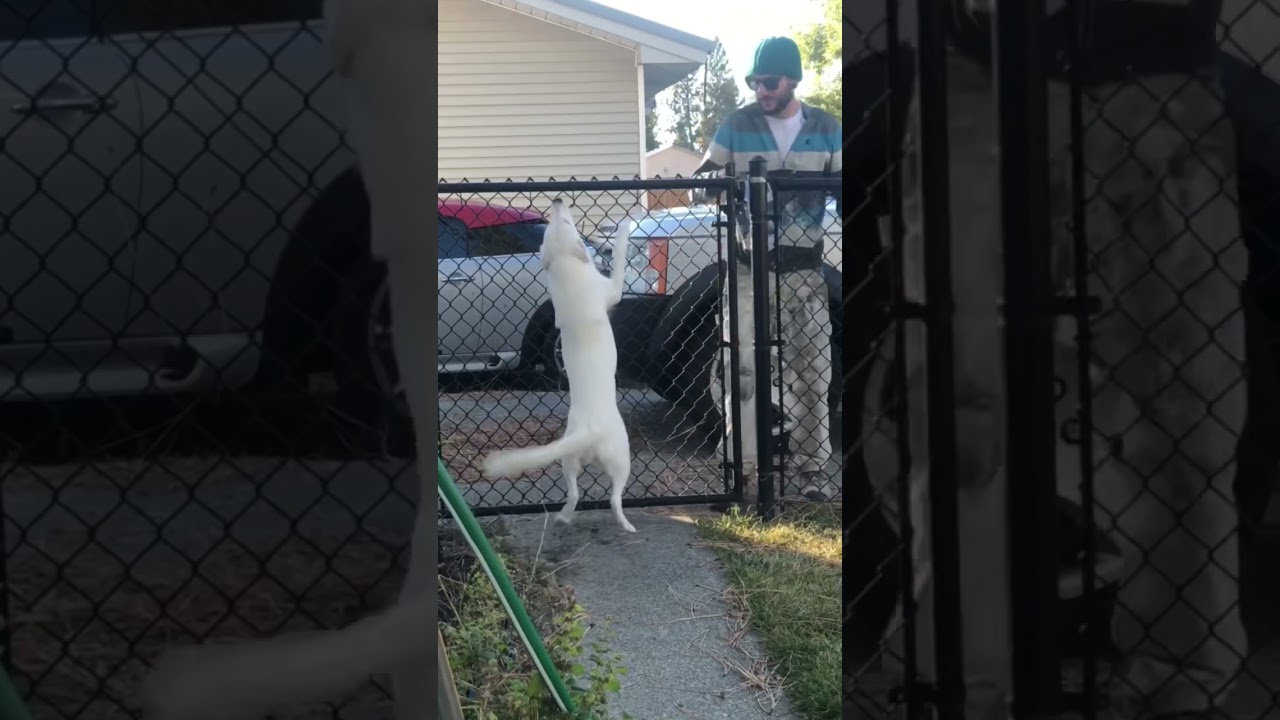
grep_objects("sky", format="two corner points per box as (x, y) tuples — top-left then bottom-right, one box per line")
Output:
(590, 0), (827, 145)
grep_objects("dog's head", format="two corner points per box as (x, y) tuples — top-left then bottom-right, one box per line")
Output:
(540, 198), (591, 271)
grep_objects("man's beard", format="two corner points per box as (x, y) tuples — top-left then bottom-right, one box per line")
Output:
(761, 88), (795, 116)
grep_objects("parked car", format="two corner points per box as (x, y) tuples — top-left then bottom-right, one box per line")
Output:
(346, 200), (605, 421)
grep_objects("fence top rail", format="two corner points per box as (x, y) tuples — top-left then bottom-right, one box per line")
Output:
(438, 177), (737, 194)
(767, 177), (843, 191)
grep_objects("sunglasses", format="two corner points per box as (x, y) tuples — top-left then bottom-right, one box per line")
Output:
(749, 76), (783, 91)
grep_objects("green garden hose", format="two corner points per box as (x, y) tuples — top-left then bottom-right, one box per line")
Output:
(437, 458), (577, 716)
(0, 657), (32, 720)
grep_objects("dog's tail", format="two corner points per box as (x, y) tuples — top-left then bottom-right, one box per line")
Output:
(141, 591), (433, 720)
(482, 428), (600, 478)
(604, 217), (632, 308)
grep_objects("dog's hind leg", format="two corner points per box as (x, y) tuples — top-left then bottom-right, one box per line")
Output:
(602, 453), (636, 533)
(555, 455), (582, 525)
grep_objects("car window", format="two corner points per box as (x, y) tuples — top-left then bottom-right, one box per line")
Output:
(439, 216), (468, 260)
(468, 222), (546, 258)
(101, 0), (323, 34)
(1, 0), (92, 41)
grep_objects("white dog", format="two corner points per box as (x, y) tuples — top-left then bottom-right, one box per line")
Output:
(139, 1), (439, 719)
(482, 200), (635, 533)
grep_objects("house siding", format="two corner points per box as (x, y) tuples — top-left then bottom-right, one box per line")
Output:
(439, 0), (647, 233)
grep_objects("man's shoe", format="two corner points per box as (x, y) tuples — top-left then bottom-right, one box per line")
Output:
(799, 472), (837, 502)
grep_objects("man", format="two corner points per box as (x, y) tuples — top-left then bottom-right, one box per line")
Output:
(695, 36), (842, 503)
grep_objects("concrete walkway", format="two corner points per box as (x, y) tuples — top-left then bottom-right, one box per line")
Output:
(501, 507), (800, 720)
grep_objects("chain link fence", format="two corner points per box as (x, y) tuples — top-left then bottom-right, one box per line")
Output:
(1044, 1), (1278, 714)
(0, 3), (791, 717)
(842, 1), (1280, 718)
(0, 3), (428, 718)
(735, 174), (845, 511)
(432, 178), (748, 514)
(841, 2), (916, 718)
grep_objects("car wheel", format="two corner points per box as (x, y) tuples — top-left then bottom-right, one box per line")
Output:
(330, 257), (415, 458)
(651, 302), (719, 408)
(537, 323), (570, 391)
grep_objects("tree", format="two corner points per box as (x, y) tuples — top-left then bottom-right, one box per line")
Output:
(665, 75), (700, 151)
(645, 109), (660, 151)
(792, 0), (841, 120)
(696, 40), (740, 151)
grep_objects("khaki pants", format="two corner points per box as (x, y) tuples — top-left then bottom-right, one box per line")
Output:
(715, 261), (833, 483)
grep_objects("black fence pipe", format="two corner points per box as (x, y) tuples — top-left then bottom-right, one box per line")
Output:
(748, 158), (776, 518)
(0, 458), (8, 670)
(994, 0), (1064, 715)
(1065, 1), (1098, 715)
(884, 0), (921, 713)
(766, 178), (845, 191)
(438, 178), (735, 194)
(771, 192), (786, 498)
(723, 163), (747, 500)
(916, 0), (967, 715)
(460, 493), (744, 518)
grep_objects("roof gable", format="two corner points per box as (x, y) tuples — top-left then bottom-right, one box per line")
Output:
(479, 0), (715, 63)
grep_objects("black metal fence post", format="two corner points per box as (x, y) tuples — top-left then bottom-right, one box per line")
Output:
(1063, 1), (1099, 714)
(916, 0), (966, 715)
(993, 0), (1064, 715)
(722, 163), (746, 501)
(747, 157), (776, 518)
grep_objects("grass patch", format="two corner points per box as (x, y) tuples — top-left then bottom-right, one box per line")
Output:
(439, 523), (629, 719)
(697, 504), (842, 720)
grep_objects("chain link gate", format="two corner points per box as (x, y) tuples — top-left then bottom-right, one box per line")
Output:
(843, 0), (1280, 719)
(433, 177), (753, 516)
(992, 0), (1280, 716)
(1007, 0), (1277, 716)
(842, 0), (974, 716)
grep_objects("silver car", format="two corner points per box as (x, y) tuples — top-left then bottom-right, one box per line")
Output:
(0, 3), (593, 453)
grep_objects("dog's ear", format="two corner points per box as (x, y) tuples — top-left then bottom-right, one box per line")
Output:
(569, 239), (590, 264)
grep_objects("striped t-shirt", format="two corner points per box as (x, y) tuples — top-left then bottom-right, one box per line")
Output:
(701, 101), (842, 249)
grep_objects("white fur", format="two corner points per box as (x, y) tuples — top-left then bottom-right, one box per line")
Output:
(140, 590), (434, 720)
(324, 0), (435, 261)
(140, 3), (439, 719)
(482, 201), (635, 533)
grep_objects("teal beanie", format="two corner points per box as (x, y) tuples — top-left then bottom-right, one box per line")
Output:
(747, 36), (804, 82)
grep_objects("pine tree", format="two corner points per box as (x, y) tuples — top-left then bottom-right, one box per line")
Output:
(792, 0), (841, 119)
(645, 109), (660, 151)
(696, 40), (740, 151)
(665, 75), (700, 151)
